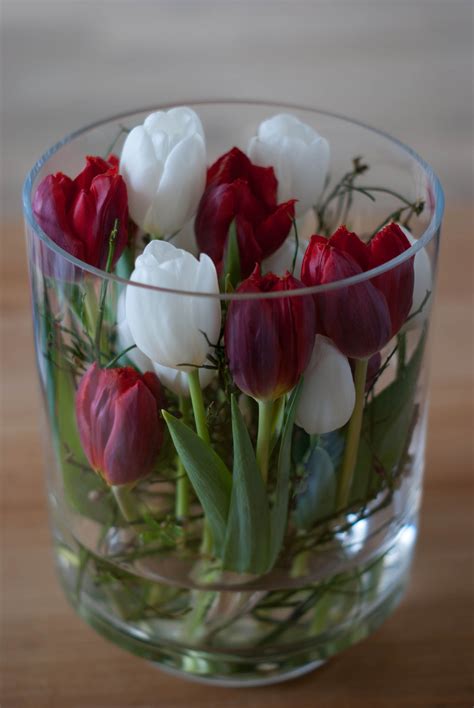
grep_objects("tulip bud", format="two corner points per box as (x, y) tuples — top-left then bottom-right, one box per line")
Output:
(32, 155), (128, 269)
(296, 335), (356, 435)
(301, 225), (414, 358)
(195, 147), (295, 279)
(225, 266), (316, 401)
(119, 107), (206, 236)
(248, 113), (330, 217)
(75, 363), (164, 486)
(125, 240), (221, 371)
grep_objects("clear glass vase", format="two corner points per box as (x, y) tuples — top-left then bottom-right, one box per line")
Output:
(23, 102), (444, 686)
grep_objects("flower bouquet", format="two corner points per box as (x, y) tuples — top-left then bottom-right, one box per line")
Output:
(24, 102), (443, 685)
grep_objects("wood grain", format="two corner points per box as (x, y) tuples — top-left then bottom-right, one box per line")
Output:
(1, 205), (473, 706)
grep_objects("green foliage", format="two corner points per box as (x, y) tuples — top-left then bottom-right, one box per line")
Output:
(350, 329), (426, 503)
(293, 446), (337, 530)
(162, 411), (232, 555)
(222, 397), (271, 573)
(268, 382), (303, 566)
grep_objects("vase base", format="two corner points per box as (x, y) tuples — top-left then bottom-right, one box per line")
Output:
(62, 577), (406, 687)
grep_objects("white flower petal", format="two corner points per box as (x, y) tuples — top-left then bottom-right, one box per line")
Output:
(296, 335), (356, 435)
(125, 240), (221, 372)
(248, 113), (330, 217)
(146, 134), (206, 235)
(119, 126), (162, 231)
(120, 107), (206, 236)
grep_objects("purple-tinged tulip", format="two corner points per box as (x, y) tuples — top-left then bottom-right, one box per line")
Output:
(301, 225), (414, 359)
(75, 363), (164, 486)
(225, 266), (316, 401)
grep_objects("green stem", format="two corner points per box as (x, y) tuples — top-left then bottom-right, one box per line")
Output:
(187, 369), (210, 444)
(112, 484), (139, 523)
(175, 397), (190, 523)
(187, 369), (212, 554)
(256, 399), (275, 484)
(336, 358), (369, 511)
(94, 220), (118, 364)
(397, 332), (407, 376)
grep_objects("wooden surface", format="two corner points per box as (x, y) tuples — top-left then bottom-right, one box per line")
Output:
(1, 205), (473, 707)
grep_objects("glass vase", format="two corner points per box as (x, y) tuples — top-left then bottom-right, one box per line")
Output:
(23, 102), (444, 686)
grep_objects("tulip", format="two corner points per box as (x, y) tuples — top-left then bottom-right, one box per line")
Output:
(125, 240), (221, 371)
(301, 224), (414, 359)
(119, 107), (206, 237)
(75, 363), (164, 486)
(399, 226), (432, 330)
(32, 155), (128, 269)
(248, 113), (330, 217)
(225, 265), (316, 401)
(296, 335), (355, 435)
(195, 147), (295, 278)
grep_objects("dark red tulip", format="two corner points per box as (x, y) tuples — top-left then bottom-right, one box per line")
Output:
(195, 147), (295, 279)
(225, 266), (316, 400)
(32, 155), (128, 270)
(301, 225), (414, 359)
(75, 363), (164, 486)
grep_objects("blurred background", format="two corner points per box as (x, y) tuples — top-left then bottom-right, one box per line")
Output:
(1, 0), (473, 216)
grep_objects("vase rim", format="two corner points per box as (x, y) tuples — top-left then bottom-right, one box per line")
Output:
(23, 99), (445, 300)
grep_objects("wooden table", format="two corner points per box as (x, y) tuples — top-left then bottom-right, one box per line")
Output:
(1, 207), (473, 707)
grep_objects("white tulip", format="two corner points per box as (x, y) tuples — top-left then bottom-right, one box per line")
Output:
(296, 335), (356, 435)
(399, 226), (433, 330)
(119, 107), (206, 236)
(263, 208), (316, 276)
(116, 291), (154, 373)
(153, 361), (215, 397)
(126, 240), (221, 372)
(248, 114), (330, 217)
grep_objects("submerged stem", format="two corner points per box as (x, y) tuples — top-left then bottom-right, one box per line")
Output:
(112, 483), (139, 523)
(256, 399), (275, 484)
(186, 369), (213, 553)
(336, 358), (369, 511)
(94, 220), (119, 364)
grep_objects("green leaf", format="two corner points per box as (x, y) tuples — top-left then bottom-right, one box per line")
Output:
(222, 397), (271, 573)
(39, 281), (113, 525)
(221, 220), (241, 290)
(162, 411), (232, 555)
(293, 446), (336, 530)
(350, 329), (427, 502)
(269, 380), (303, 567)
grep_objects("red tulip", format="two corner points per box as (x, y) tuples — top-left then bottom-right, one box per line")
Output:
(225, 266), (316, 401)
(32, 155), (128, 270)
(301, 225), (414, 359)
(75, 363), (164, 486)
(195, 147), (295, 279)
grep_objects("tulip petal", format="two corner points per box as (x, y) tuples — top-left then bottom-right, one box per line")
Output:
(370, 223), (414, 336)
(296, 335), (356, 435)
(119, 125), (162, 232)
(146, 134), (206, 236)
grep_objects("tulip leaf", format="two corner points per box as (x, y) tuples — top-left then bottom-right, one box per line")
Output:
(162, 411), (232, 555)
(222, 397), (271, 573)
(293, 446), (336, 530)
(350, 328), (427, 502)
(269, 380), (303, 567)
(221, 220), (241, 290)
